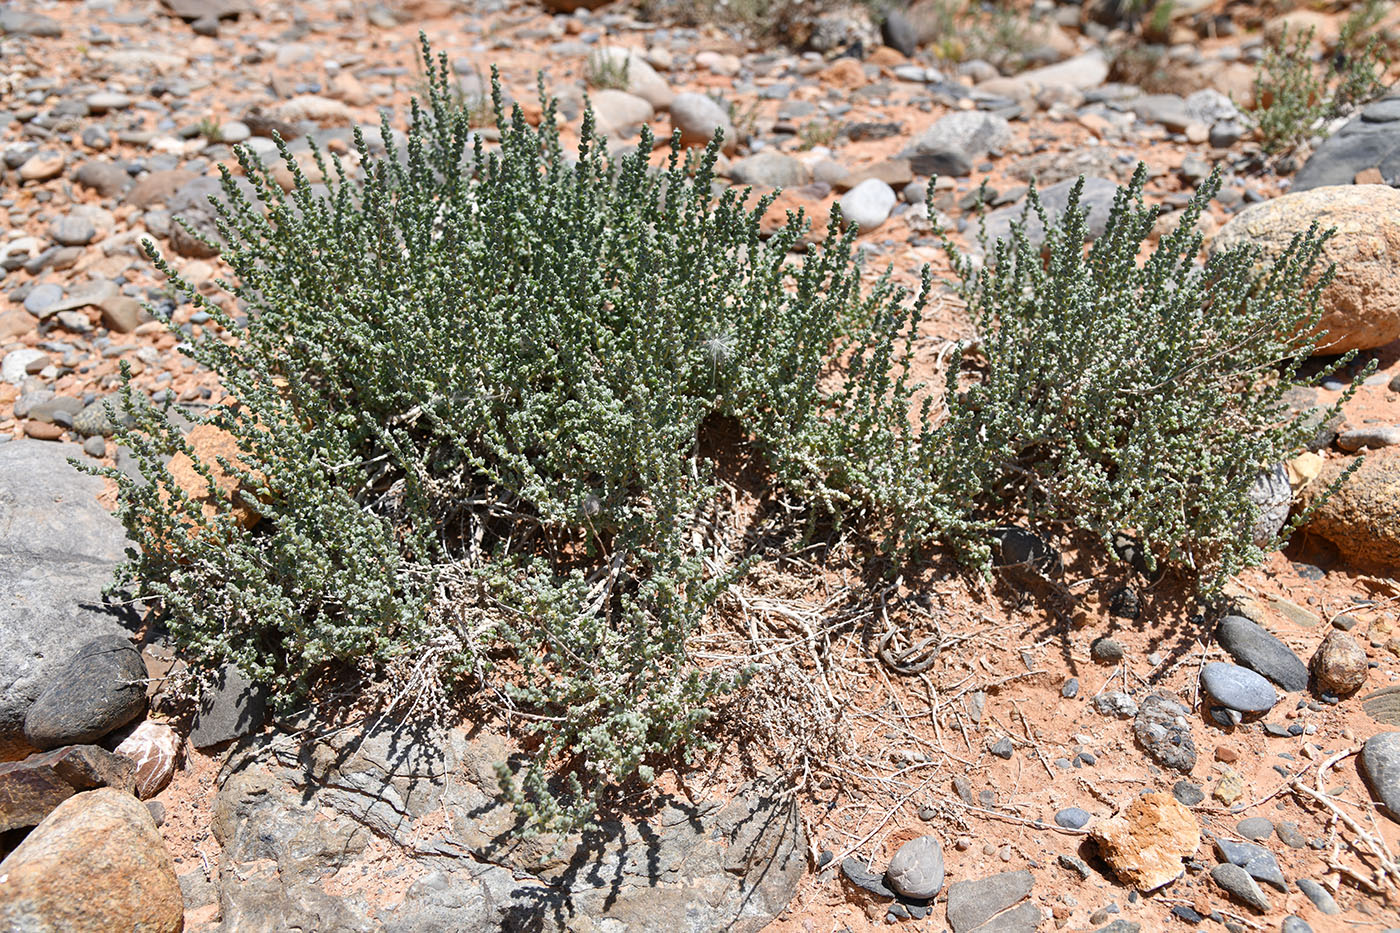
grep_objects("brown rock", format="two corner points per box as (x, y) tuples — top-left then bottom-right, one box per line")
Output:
(124, 169), (198, 209)
(0, 787), (183, 933)
(1312, 631), (1368, 695)
(821, 59), (869, 90)
(751, 185), (833, 248)
(0, 309), (35, 341)
(1297, 448), (1400, 569)
(98, 295), (146, 334)
(0, 746), (135, 832)
(1209, 185), (1400, 352)
(113, 721), (180, 799)
(1091, 791), (1199, 891)
(23, 421), (64, 441)
(165, 422), (261, 529)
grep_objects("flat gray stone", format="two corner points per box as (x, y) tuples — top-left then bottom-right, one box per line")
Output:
(1216, 615), (1308, 692)
(1210, 863), (1270, 912)
(1054, 807), (1090, 829)
(1132, 694), (1196, 773)
(0, 441), (134, 758)
(1201, 662), (1277, 713)
(189, 663), (267, 748)
(1296, 878), (1340, 915)
(1215, 837), (1286, 890)
(945, 869), (1033, 932)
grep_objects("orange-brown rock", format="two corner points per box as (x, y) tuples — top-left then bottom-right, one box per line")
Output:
(1091, 791), (1199, 891)
(0, 787), (184, 933)
(1298, 448), (1400, 570)
(748, 185), (834, 247)
(820, 58), (868, 91)
(165, 422), (261, 529)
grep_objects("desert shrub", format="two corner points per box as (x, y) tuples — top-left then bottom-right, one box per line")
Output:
(94, 40), (938, 833)
(933, 166), (1366, 585)
(585, 49), (630, 90)
(1251, 23), (1390, 154)
(98, 40), (1364, 834)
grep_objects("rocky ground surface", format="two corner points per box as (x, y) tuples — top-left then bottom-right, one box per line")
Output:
(3, 0), (1400, 930)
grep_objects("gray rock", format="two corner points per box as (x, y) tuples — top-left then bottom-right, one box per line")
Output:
(1173, 780), (1204, 806)
(22, 283), (63, 316)
(843, 857), (897, 898)
(727, 151), (809, 188)
(885, 834), (944, 899)
(839, 178), (896, 232)
(1236, 817), (1273, 840)
(1215, 837), (1286, 890)
(1296, 877), (1340, 915)
(1201, 661), (1277, 713)
(990, 736), (1014, 759)
(945, 870), (1033, 932)
(0, 10), (63, 37)
(1132, 694), (1197, 773)
(1131, 94), (1192, 132)
(213, 719), (805, 933)
(49, 214), (97, 247)
(1210, 863), (1270, 912)
(73, 397), (128, 438)
(189, 663), (267, 748)
(881, 9), (917, 57)
(1276, 821), (1306, 848)
(1216, 615), (1308, 692)
(83, 436), (106, 458)
(670, 93), (736, 153)
(976, 176), (1122, 257)
(588, 89), (654, 139)
(22, 636), (146, 749)
(1282, 917), (1313, 933)
(1094, 691), (1137, 718)
(0, 744), (135, 831)
(1090, 636), (1124, 663)
(0, 441), (134, 758)
(902, 111), (1012, 177)
(1249, 462), (1291, 545)
(1054, 807), (1090, 829)
(1338, 425), (1400, 451)
(74, 161), (130, 198)
(1293, 93), (1400, 191)
(1361, 731), (1400, 822)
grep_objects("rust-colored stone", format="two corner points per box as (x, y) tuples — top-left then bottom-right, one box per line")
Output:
(1091, 791), (1199, 891)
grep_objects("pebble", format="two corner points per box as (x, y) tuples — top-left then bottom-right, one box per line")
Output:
(990, 737), (1014, 759)
(23, 282), (64, 316)
(1216, 615), (1308, 692)
(841, 857), (896, 898)
(1215, 838), (1286, 890)
(1201, 662), (1277, 714)
(1337, 425), (1400, 451)
(1061, 677), (1079, 698)
(1172, 780), (1204, 806)
(22, 636), (148, 748)
(85, 91), (132, 113)
(83, 435), (106, 457)
(944, 870), (1033, 933)
(1054, 807), (1090, 829)
(1210, 863), (1270, 912)
(885, 834), (944, 900)
(1275, 821), (1306, 848)
(1281, 918), (1312, 933)
(1296, 878), (1340, 915)
(1090, 637), (1125, 663)
(50, 214), (97, 246)
(838, 178), (896, 232)
(1235, 817), (1273, 840)
(1133, 694), (1197, 773)
(1311, 631), (1368, 695)
(1094, 691), (1137, 718)
(19, 150), (64, 181)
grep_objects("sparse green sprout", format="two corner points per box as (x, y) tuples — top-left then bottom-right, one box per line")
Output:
(585, 49), (631, 90)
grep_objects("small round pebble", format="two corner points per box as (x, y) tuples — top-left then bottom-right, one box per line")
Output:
(1090, 636), (1125, 663)
(1061, 677), (1079, 698)
(1054, 807), (1091, 829)
(1281, 918), (1312, 933)
(885, 835), (944, 900)
(1201, 661), (1278, 713)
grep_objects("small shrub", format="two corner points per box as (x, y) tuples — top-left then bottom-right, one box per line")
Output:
(797, 119), (838, 150)
(1251, 23), (1390, 155)
(585, 49), (630, 90)
(934, 166), (1368, 586)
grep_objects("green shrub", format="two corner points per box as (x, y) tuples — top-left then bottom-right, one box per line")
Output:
(585, 49), (631, 90)
(95, 40), (936, 833)
(1251, 23), (1390, 155)
(934, 166), (1366, 585)
(98, 40), (1364, 834)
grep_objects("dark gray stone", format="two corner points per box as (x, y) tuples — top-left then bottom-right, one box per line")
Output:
(189, 663), (267, 748)
(1210, 863), (1269, 912)
(976, 176), (1122, 258)
(22, 635), (146, 748)
(0, 441), (135, 758)
(1133, 694), (1197, 773)
(1173, 780), (1204, 806)
(1131, 94), (1192, 132)
(990, 736), (1014, 759)
(1215, 837), (1286, 890)
(1201, 662), (1277, 713)
(901, 111), (1011, 177)
(885, 834), (944, 899)
(881, 9), (917, 57)
(843, 858), (897, 898)
(1296, 877), (1340, 915)
(945, 870), (1033, 932)
(1276, 821), (1306, 848)
(1093, 923), (1139, 933)
(1361, 731), (1400, 822)
(1236, 817), (1273, 840)
(1293, 93), (1400, 191)
(1054, 807), (1090, 829)
(1216, 615), (1308, 691)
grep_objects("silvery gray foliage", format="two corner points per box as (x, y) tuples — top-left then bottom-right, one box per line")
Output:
(935, 164), (1368, 586)
(87, 39), (940, 834)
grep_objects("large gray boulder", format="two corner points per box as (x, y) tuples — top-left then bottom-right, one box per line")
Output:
(211, 717), (805, 932)
(0, 440), (134, 759)
(1292, 92), (1400, 191)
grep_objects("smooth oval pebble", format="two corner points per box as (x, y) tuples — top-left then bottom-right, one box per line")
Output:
(1216, 615), (1308, 691)
(885, 834), (945, 900)
(1361, 731), (1400, 822)
(1236, 817), (1274, 840)
(1201, 662), (1277, 713)
(1054, 807), (1091, 829)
